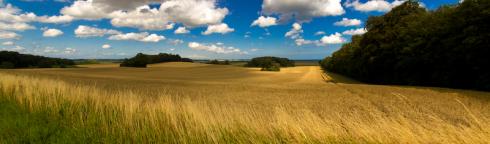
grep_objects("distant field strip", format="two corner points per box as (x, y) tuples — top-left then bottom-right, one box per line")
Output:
(1, 63), (489, 143)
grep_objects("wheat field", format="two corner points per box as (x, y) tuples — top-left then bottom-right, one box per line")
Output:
(0, 62), (489, 143)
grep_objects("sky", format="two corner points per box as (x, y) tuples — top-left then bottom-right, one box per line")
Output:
(0, 0), (460, 60)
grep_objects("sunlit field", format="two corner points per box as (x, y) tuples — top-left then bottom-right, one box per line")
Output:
(1, 62), (488, 143)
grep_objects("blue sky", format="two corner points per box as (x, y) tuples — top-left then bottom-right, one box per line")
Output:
(0, 0), (460, 59)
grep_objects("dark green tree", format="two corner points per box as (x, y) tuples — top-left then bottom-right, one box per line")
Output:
(320, 0), (490, 91)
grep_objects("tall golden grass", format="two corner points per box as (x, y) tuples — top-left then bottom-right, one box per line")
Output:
(1, 67), (489, 143)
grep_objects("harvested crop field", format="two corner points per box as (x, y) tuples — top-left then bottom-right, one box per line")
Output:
(1, 62), (489, 143)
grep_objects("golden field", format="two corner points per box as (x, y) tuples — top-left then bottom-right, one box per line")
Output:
(0, 62), (489, 143)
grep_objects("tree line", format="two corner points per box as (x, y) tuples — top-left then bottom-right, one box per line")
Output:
(206, 60), (231, 65)
(120, 53), (193, 68)
(0, 51), (75, 69)
(245, 56), (295, 71)
(320, 0), (489, 91)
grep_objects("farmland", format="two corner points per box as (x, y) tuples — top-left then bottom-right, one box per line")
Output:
(1, 62), (489, 143)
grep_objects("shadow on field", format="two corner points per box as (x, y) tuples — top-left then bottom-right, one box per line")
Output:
(322, 71), (361, 84)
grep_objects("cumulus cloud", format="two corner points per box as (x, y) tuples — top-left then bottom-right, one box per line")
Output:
(61, 0), (229, 29)
(0, 22), (35, 31)
(60, 0), (111, 20)
(61, 0), (162, 20)
(188, 42), (245, 54)
(37, 15), (73, 23)
(0, 31), (20, 39)
(292, 32), (346, 46)
(295, 38), (316, 46)
(1, 4), (73, 24)
(42, 28), (63, 37)
(202, 23), (234, 35)
(345, 0), (405, 12)
(174, 27), (190, 34)
(319, 32), (345, 45)
(101, 44), (111, 49)
(334, 18), (361, 26)
(108, 32), (165, 42)
(109, 5), (174, 30)
(251, 16), (278, 28)
(342, 28), (367, 35)
(161, 0), (229, 27)
(285, 23), (303, 39)
(0, 4), (37, 23)
(1, 41), (14, 46)
(261, 0), (344, 22)
(74, 25), (121, 37)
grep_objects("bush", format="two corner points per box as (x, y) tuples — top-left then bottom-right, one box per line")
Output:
(261, 62), (280, 71)
(245, 56), (294, 67)
(320, 0), (490, 91)
(120, 53), (148, 68)
(120, 53), (193, 68)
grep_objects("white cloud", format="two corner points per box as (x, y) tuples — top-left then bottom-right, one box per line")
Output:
(108, 32), (165, 42)
(43, 46), (59, 53)
(61, 0), (229, 28)
(261, 0), (344, 22)
(74, 25), (121, 37)
(320, 32), (345, 45)
(342, 28), (367, 35)
(0, 4), (37, 23)
(160, 0), (229, 27)
(1, 41), (14, 46)
(0, 4), (73, 24)
(315, 31), (326, 35)
(11, 45), (26, 52)
(102, 44), (111, 49)
(0, 22), (35, 31)
(61, 0), (162, 20)
(0, 31), (20, 39)
(37, 15), (73, 23)
(170, 39), (184, 45)
(188, 42), (245, 54)
(109, 5), (174, 30)
(60, 0), (110, 20)
(295, 38), (316, 46)
(250, 48), (260, 52)
(64, 47), (77, 54)
(174, 27), (190, 34)
(2, 45), (26, 52)
(334, 18), (361, 26)
(251, 16), (277, 28)
(345, 0), (405, 12)
(285, 22), (303, 39)
(43, 28), (63, 37)
(186, 54), (208, 59)
(202, 23), (234, 35)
